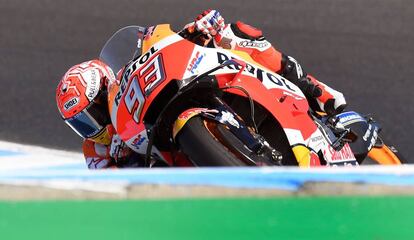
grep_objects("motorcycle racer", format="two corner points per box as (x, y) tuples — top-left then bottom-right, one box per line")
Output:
(56, 10), (348, 169)
(180, 9), (347, 115)
(56, 60), (137, 169)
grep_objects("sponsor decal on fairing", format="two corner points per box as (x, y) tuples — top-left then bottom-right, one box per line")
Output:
(187, 51), (206, 74)
(308, 120), (357, 165)
(337, 111), (365, 125)
(305, 130), (330, 157)
(216, 52), (304, 97)
(124, 76), (145, 123)
(110, 34), (184, 135)
(131, 134), (147, 150)
(310, 135), (323, 142)
(323, 144), (357, 164)
(126, 130), (149, 154)
(180, 46), (304, 99)
(115, 46), (159, 106)
(141, 54), (166, 96)
(177, 108), (215, 121)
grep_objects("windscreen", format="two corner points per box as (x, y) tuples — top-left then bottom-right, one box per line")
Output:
(99, 26), (146, 74)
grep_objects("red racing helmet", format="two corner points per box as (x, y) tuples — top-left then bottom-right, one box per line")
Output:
(56, 59), (116, 145)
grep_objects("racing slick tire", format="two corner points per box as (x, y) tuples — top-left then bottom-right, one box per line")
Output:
(176, 116), (249, 166)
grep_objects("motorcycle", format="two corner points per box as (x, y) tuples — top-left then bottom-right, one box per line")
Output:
(99, 25), (405, 167)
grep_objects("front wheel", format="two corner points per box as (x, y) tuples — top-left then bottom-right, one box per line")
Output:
(175, 116), (248, 166)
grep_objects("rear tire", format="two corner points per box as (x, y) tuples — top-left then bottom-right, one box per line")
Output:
(176, 116), (248, 166)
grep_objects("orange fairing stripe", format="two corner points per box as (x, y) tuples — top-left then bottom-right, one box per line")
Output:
(367, 145), (402, 165)
(142, 24), (175, 53)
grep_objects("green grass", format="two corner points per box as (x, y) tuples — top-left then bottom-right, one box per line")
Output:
(0, 196), (413, 240)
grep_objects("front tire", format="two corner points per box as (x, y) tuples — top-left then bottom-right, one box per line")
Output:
(175, 116), (248, 166)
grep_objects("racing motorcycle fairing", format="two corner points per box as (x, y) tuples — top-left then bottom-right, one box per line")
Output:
(100, 24), (358, 166)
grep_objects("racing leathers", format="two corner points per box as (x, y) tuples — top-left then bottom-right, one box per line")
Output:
(181, 10), (347, 115)
(82, 124), (142, 169)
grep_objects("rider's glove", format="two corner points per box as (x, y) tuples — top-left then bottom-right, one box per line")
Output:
(324, 98), (347, 116)
(193, 9), (225, 37)
(109, 134), (131, 161)
(297, 76), (323, 98)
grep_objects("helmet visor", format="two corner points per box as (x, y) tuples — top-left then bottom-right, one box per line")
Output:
(65, 98), (110, 139)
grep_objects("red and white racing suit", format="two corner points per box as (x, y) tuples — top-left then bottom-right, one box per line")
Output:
(82, 124), (136, 169)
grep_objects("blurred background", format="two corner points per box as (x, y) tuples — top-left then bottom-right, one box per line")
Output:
(0, 0), (413, 157)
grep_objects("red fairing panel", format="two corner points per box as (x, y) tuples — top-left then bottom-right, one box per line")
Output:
(216, 74), (318, 142)
(115, 39), (196, 142)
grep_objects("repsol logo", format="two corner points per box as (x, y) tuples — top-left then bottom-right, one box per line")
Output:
(64, 97), (79, 111)
(217, 52), (297, 92)
(115, 46), (158, 105)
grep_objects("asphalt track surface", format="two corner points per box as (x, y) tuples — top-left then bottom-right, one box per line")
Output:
(1, 0), (413, 158)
